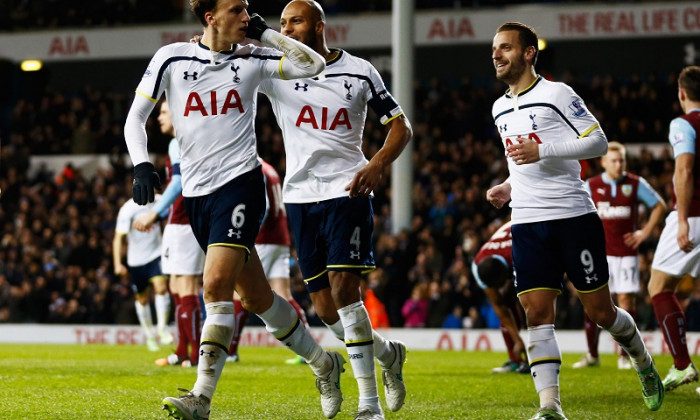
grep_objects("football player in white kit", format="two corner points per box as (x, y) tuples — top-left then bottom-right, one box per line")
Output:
(123, 1), (345, 419)
(648, 66), (700, 393)
(258, 2), (412, 419)
(113, 195), (171, 352)
(133, 100), (206, 368)
(486, 22), (663, 419)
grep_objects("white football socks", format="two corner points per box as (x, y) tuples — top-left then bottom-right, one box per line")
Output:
(193, 302), (235, 400)
(338, 301), (380, 413)
(134, 300), (156, 338)
(526, 324), (562, 413)
(259, 293), (329, 376)
(605, 307), (651, 371)
(324, 319), (392, 366)
(155, 292), (171, 332)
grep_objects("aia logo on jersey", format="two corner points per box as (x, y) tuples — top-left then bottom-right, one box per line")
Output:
(184, 90), (244, 116)
(568, 99), (587, 117)
(343, 80), (353, 100)
(230, 64), (241, 83)
(503, 132), (542, 151)
(296, 106), (352, 130)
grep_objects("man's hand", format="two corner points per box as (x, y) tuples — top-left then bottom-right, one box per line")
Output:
(114, 263), (127, 277)
(506, 136), (540, 165)
(677, 219), (696, 253)
(346, 162), (383, 198)
(132, 162), (161, 205)
(486, 182), (512, 209)
(623, 230), (647, 250)
(133, 211), (159, 232)
(246, 13), (271, 41)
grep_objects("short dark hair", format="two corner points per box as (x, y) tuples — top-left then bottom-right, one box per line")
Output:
(476, 257), (511, 289)
(496, 21), (539, 65)
(679, 66), (700, 101)
(190, 0), (218, 26)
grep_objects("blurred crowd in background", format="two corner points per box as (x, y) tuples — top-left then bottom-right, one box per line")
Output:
(2, 67), (700, 332)
(0, 0), (577, 31)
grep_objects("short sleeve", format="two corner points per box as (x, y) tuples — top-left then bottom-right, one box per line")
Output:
(637, 176), (662, 208)
(115, 202), (133, 234)
(669, 117), (697, 157)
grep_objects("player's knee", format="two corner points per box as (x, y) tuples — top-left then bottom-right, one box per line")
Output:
(329, 272), (361, 307)
(586, 306), (616, 328)
(523, 306), (555, 326)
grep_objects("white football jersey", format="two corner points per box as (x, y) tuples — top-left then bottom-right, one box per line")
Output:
(135, 42), (286, 197)
(259, 49), (403, 203)
(115, 196), (162, 267)
(492, 76), (600, 224)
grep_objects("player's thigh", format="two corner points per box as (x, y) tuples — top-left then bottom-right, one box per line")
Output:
(128, 257), (162, 295)
(235, 247), (274, 313)
(162, 224), (205, 277)
(325, 196), (376, 273)
(286, 202), (330, 292)
(173, 274), (199, 296)
(607, 255), (640, 294)
(652, 213), (700, 281)
(511, 220), (565, 295)
(557, 213), (610, 294)
(184, 167), (266, 256)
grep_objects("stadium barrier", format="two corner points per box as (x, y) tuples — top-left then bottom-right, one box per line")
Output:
(1, 324), (699, 356)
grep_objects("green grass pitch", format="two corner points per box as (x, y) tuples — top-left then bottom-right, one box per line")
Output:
(0, 344), (696, 419)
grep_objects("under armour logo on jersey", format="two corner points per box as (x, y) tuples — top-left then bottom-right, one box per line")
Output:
(294, 82), (308, 91)
(200, 349), (216, 357)
(350, 250), (360, 259)
(228, 229), (242, 239)
(183, 71), (198, 81)
(344, 80), (353, 100)
(230, 64), (241, 83)
(529, 113), (538, 130)
(585, 274), (598, 284)
(499, 124), (507, 133)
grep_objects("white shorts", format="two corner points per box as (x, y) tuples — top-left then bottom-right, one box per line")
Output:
(161, 224), (205, 275)
(606, 255), (640, 294)
(256, 243), (290, 280)
(651, 212), (700, 278)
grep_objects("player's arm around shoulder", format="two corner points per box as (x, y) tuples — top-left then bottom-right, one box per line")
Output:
(247, 14), (324, 79)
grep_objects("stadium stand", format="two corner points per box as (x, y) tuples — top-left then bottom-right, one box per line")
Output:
(0, 71), (690, 330)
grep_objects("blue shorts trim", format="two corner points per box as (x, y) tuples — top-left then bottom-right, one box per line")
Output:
(128, 257), (165, 294)
(185, 167), (265, 257)
(287, 196), (376, 292)
(512, 212), (609, 295)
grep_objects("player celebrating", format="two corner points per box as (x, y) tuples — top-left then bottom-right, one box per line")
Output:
(471, 221), (529, 374)
(227, 158), (311, 366)
(123, 1), (344, 419)
(574, 141), (666, 370)
(648, 65), (700, 392)
(487, 22), (663, 419)
(257, 2), (412, 419)
(113, 195), (171, 352)
(133, 100), (205, 368)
